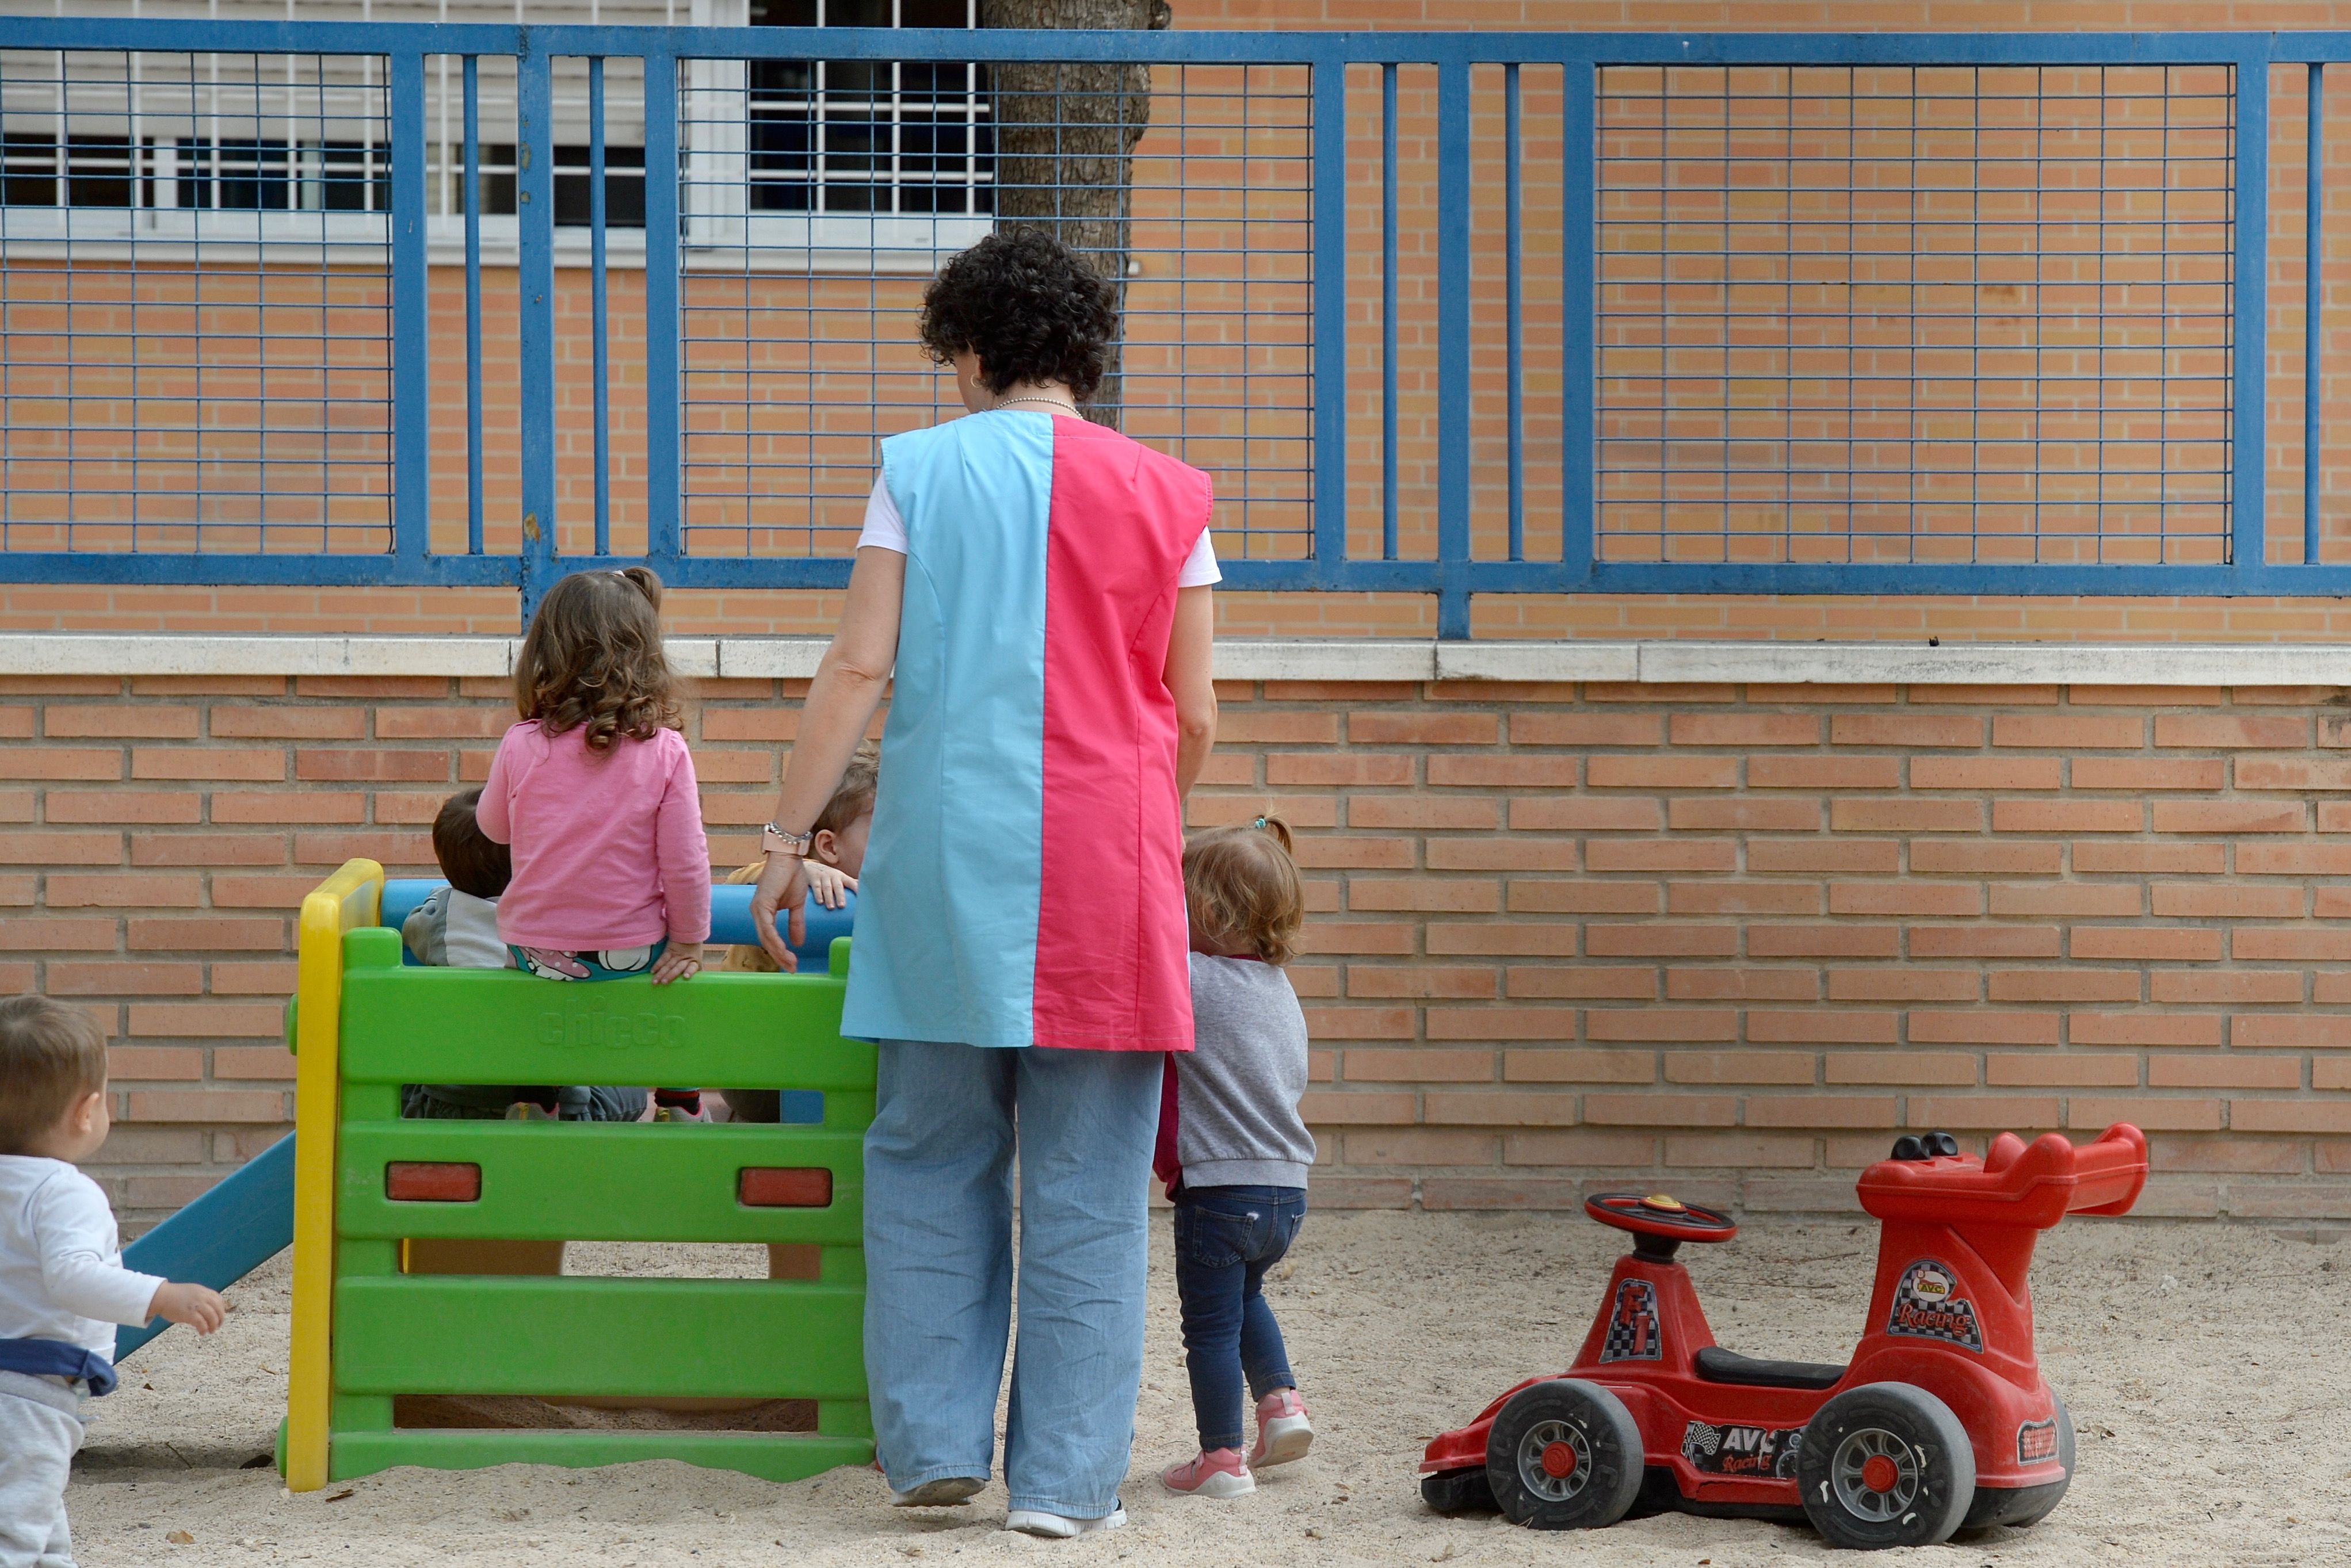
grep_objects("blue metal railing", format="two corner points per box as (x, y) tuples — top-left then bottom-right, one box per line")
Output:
(0, 23), (2346, 635)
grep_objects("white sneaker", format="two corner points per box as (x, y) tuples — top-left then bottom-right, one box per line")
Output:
(891, 1477), (984, 1507)
(1003, 1505), (1126, 1539)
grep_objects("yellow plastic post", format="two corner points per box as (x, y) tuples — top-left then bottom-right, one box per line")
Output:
(284, 859), (383, 1493)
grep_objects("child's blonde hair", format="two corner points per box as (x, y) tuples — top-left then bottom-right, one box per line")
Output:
(811, 741), (881, 839)
(721, 742), (881, 973)
(513, 567), (681, 752)
(0, 995), (108, 1155)
(1183, 816), (1304, 967)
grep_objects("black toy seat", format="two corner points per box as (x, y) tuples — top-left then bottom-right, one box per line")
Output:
(1693, 1347), (1844, 1391)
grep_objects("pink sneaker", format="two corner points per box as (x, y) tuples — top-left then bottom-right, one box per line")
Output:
(1249, 1389), (1313, 1469)
(1160, 1448), (1253, 1498)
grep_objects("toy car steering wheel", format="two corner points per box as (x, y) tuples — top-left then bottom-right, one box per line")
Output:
(1584, 1192), (1738, 1250)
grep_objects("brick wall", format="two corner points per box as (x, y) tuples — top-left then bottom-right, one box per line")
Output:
(7, 664), (2351, 1226)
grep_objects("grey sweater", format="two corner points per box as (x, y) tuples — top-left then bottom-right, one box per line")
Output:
(1162, 954), (1316, 1192)
(400, 888), (512, 970)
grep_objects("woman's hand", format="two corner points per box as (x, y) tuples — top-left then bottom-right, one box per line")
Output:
(650, 946), (704, 986)
(749, 853), (810, 972)
(804, 860), (858, 910)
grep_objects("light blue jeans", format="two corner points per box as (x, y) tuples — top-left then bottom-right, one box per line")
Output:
(863, 1039), (1162, 1520)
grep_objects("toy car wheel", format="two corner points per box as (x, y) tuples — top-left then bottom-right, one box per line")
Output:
(1420, 1467), (1496, 1515)
(1797, 1382), (1975, 1549)
(1482, 1379), (1644, 1531)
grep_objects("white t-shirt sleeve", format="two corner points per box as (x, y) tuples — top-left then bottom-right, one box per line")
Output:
(857, 472), (1222, 588)
(33, 1168), (164, 1332)
(1178, 529), (1220, 588)
(856, 476), (907, 556)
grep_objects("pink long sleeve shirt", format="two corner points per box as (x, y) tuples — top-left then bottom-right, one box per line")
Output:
(475, 720), (712, 953)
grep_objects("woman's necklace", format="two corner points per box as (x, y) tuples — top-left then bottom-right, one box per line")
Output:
(996, 395), (1078, 415)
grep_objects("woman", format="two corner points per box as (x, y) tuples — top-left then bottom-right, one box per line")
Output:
(748, 228), (1219, 1538)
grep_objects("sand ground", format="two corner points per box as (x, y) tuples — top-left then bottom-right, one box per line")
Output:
(64, 1210), (2346, 1567)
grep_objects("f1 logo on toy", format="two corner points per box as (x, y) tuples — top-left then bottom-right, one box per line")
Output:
(1417, 1124), (2147, 1550)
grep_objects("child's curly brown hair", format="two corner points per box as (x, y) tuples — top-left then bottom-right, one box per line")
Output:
(513, 567), (681, 752)
(1183, 816), (1305, 967)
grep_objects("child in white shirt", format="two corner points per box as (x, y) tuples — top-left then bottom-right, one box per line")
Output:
(1, 994), (225, 1568)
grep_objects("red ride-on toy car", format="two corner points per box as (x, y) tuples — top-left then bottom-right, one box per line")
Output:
(1419, 1123), (2147, 1548)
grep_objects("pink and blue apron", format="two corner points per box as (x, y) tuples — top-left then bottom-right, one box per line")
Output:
(839, 409), (1212, 1053)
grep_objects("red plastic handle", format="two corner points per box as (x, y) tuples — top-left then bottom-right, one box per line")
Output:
(2067, 1122), (2148, 1216)
(1862, 1123), (2148, 1227)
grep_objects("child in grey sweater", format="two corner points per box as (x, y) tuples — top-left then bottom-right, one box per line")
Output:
(1155, 817), (1316, 1499)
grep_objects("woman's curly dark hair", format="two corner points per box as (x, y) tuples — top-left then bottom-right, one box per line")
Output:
(918, 227), (1120, 400)
(513, 567), (682, 752)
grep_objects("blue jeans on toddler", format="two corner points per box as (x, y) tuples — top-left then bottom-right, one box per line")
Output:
(861, 1038), (1161, 1521)
(510, 939), (699, 1113)
(1173, 1185), (1305, 1453)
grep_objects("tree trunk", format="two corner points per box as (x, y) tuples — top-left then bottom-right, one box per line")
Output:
(980, 0), (1171, 427)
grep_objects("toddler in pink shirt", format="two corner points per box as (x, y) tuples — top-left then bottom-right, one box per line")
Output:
(478, 567), (713, 1119)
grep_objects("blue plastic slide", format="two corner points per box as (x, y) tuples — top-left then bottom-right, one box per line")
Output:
(115, 1131), (296, 1362)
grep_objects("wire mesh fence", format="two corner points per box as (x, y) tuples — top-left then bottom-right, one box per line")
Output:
(672, 53), (1313, 563)
(1594, 62), (2238, 569)
(0, 48), (394, 555)
(0, 24), (2342, 625)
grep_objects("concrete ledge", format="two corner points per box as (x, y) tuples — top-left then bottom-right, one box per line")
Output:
(709, 640), (1444, 682)
(0, 636), (723, 679)
(0, 634), (1452, 685)
(715, 640), (1448, 682)
(3, 635), (518, 678)
(1639, 642), (2351, 687)
(715, 640), (827, 680)
(705, 639), (1445, 682)
(1436, 642), (1640, 683)
(3, 633), (2349, 687)
(1217, 641), (1438, 682)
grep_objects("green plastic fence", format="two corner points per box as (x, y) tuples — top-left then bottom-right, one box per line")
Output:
(322, 923), (875, 1483)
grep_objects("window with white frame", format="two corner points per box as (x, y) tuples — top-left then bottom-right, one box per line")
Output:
(0, 0), (994, 265)
(749, 0), (991, 216)
(679, 0), (993, 263)
(0, 48), (395, 258)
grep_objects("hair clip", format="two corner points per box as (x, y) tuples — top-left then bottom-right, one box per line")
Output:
(1251, 815), (1268, 831)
